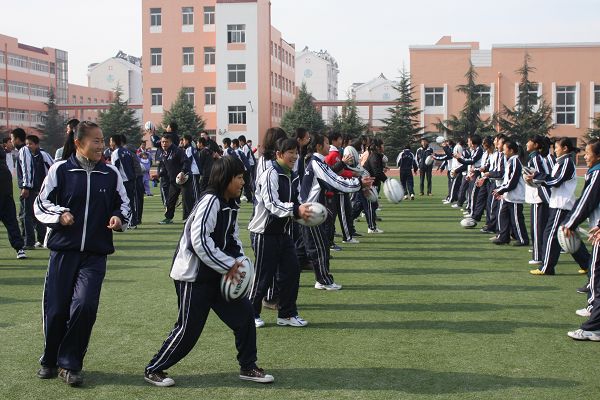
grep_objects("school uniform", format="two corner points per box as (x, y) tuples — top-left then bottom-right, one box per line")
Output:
(325, 145), (354, 242)
(242, 143), (256, 200)
(248, 161), (302, 319)
(525, 151), (551, 262)
(579, 222), (600, 332)
(146, 192), (258, 373)
(111, 146), (137, 225)
(397, 149), (417, 196)
(156, 149), (170, 206)
(161, 144), (191, 220)
(455, 148), (474, 207)
(433, 145), (453, 200)
(456, 146), (483, 211)
(0, 147), (24, 252)
(533, 154), (590, 274)
(486, 150), (506, 232)
(184, 145), (202, 212)
(130, 149), (145, 225)
(415, 146), (434, 195)
(470, 151), (492, 223)
(34, 155), (130, 372)
(300, 153), (361, 286)
(494, 155), (529, 245)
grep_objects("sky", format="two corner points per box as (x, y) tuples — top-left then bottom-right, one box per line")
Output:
(3, 0), (599, 98)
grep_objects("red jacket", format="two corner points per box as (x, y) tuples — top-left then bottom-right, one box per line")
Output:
(324, 146), (354, 179)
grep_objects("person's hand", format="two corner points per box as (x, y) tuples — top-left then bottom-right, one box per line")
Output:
(361, 176), (375, 188)
(225, 260), (244, 284)
(59, 211), (75, 226)
(476, 178), (485, 187)
(562, 226), (574, 238)
(298, 204), (313, 222)
(20, 188), (29, 199)
(524, 173), (535, 183)
(453, 154), (460, 159)
(588, 226), (600, 244)
(107, 216), (122, 231)
(342, 154), (353, 165)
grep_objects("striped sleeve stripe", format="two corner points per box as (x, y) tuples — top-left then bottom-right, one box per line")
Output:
(198, 195), (230, 271)
(565, 171), (599, 228)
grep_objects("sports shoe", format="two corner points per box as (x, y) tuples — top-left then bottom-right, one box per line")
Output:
(576, 308), (591, 317)
(240, 195), (248, 202)
(330, 244), (342, 251)
(277, 315), (308, 327)
(480, 226), (493, 234)
(451, 203), (460, 208)
(578, 269), (588, 275)
(577, 285), (590, 294)
(528, 248), (533, 253)
(368, 228), (384, 234)
(58, 368), (83, 387)
(403, 195), (408, 200)
(144, 370), (175, 387)
(463, 211), (471, 216)
(314, 282), (342, 291)
(37, 366), (58, 379)
(567, 329), (600, 341)
(34, 241), (44, 248)
(442, 200), (450, 204)
(428, 193), (433, 196)
(342, 238), (360, 244)
(255, 318), (265, 328)
(16, 249), (27, 259)
(489, 236), (499, 241)
(528, 260), (542, 265)
(158, 219), (173, 225)
(492, 238), (509, 245)
(352, 232), (363, 237)
(410, 194), (415, 200)
(530, 269), (554, 275)
(239, 366), (274, 383)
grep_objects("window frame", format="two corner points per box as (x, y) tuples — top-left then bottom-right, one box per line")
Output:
(204, 87), (216, 105)
(204, 47), (215, 65)
(182, 47), (194, 66)
(227, 64), (246, 83)
(182, 6), (194, 26)
(227, 24), (246, 44)
(150, 48), (162, 67)
(555, 85), (576, 125)
(203, 6), (215, 25)
(228, 106), (247, 124)
(150, 8), (162, 27)
(151, 88), (163, 106)
(424, 87), (444, 107)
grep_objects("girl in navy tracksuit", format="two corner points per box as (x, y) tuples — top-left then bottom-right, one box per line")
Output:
(397, 145), (417, 199)
(528, 138), (590, 275)
(248, 138), (311, 328)
(300, 133), (369, 290)
(34, 121), (131, 386)
(145, 157), (274, 387)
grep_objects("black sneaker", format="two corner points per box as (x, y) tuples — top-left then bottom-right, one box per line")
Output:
(37, 366), (58, 379)
(352, 232), (363, 237)
(239, 366), (274, 383)
(577, 285), (591, 294)
(512, 242), (528, 247)
(58, 368), (83, 387)
(144, 370), (175, 387)
(492, 238), (509, 245)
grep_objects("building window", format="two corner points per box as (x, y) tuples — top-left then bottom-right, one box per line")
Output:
(151, 88), (162, 106)
(31, 111), (45, 124)
(0, 52), (4, 65)
(182, 7), (194, 25)
(9, 109), (28, 122)
(476, 85), (491, 107)
(556, 85), (576, 124)
(205, 87), (216, 105)
(204, 47), (215, 65)
(228, 106), (247, 124)
(30, 84), (49, 98)
(80, 96), (83, 104)
(150, 48), (162, 66)
(72, 95), (77, 103)
(519, 83), (539, 106)
(182, 47), (194, 66)
(228, 64), (246, 83)
(0, 80), (4, 92)
(227, 24), (246, 43)
(30, 58), (49, 73)
(8, 80), (29, 95)
(94, 98), (98, 103)
(595, 85), (600, 105)
(150, 8), (162, 27)
(424, 87), (444, 107)
(183, 87), (195, 105)
(8, 54), (28, 69)
(203, 6), (215, 24)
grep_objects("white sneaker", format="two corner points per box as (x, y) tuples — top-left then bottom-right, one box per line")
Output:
(314, 282), (342, 291)
(34, 241), (44, 248)
(403, 195), (408, 200)
(368, 228), (384, 234)
(528, 260), (542, 265)
(342, 238), (360, 244)
(442, 200), (450, 204)
(277, 315), (308, 327)
(410, 194), (415, 200)
(376, 207), (382, 212)
(240, 195), (248, 202)
(255, 318), (265, 328)
(488, 236), (498, 241)
(451, 204), (460, 208)
(567, 328), (600, 341)
(16, 249), (27, 259)
(576, 308), (592, 317)
(528, 249), (533, 253)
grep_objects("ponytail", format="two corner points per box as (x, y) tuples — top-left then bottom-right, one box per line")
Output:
(62, 120), (100, 160)
(62, 130), (76, 160)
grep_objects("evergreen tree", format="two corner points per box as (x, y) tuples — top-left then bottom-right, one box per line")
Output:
(38, 87), (65, 154)
(336, 95), (368, 138)
(98, 86), (141, 144)
(380, 69), (422, 159)
(436, 61), (495, 140)
(588, 114), (600, 141)
(497, 54), (554, 143)
(161, 88), (205, 138)
(281, 83), (325, 134)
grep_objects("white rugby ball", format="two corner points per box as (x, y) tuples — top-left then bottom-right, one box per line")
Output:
(557, 226), (581, 254)
(296, 202), (328, 227)
(436, 136), (445, 144)
(220, 257), (254, 302)
(366, 187), (378, 203)
(460, 217), (477, 228)
(425, 155), (434, 166)
(383, 179), (404, 204)
(176, 172), (189, 185)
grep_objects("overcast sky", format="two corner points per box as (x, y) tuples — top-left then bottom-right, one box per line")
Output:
(3, 0), (599, 97)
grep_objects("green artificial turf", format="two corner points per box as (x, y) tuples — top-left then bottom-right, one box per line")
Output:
(1, 176), (598, 399)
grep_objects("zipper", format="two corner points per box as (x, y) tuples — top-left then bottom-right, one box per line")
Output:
(224, 208), (233, 249)
(80, 171), (91, 251)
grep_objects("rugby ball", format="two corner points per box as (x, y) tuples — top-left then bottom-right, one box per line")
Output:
(557, 226), (581, 254)
(425, 155), (434, 166)
(343, 146), (360, 168)
(365, 187), (378, 203)
(383, 179), (404, 204)
(460, 217), (477, 228)
(296, 202), (328, 227)
(220, 257), (254, 302)
(144, 121), (155, 131)
(436, 136), (445, 144)
(176, 172), (189, 185)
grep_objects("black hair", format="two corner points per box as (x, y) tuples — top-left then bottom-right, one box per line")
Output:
(556, 137), (580, 154)
(11, 128), (26, 142)
(2, 137), (10, 145)
(495, 133), (507, 141)
(263, 127), (287, 160)
(26, 135), (40, 144)
(504, 140), (519, 154)
(62, 121), (101, 160)
(457, 139), (467, 146)
(350, 138), (362, 151)
(482, 136), (494, 150)
(529, 134), (549, 157)
(306, 133), (326, 155)
(238, 135), (246, 143)
(469, 134), (482, 146)
(222, 137), (231, 147)
(294, 127), (308, 140)
(121, 134), (128, 145)
(448, 140), (455, 147)
(232, 138), (240, 147)
(420, 137), (429, 143)
(168, 121), (178, 132)
(161, 133), (173, 142)
(206, 156), (245, 197)
(276, 138), (298, 154)
(328, 130), (342, 144)
(183, 134), (193, 143)
(197, 137), (207, 147)
(404, 144), (411, 150)
(588, 139), (600, 157)
(110, 134), (123, 147)
(66, 118), (80, 131)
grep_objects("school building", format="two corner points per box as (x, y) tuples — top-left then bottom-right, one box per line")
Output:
(409, 36), (600, 144)
(142, 0), (296, 145)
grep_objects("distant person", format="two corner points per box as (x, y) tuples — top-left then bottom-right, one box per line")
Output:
(165, 121), (180, 146)
(109, 134), (138, 227)
(2, 136), (16, 176)
(397, 144), (417, 200)
(196, 137), (214, 192)
(158, 134), (190, 224)
(200, 130), (220, 154)
(415, 138), (434, 196)
(139, 152), (153, 196)
(55, 118), (79, 161)
(0, 135), (26, 259)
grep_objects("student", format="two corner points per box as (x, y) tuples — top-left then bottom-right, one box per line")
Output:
(491, 140), (529, 246)
(200, 130), (220, 154)
(239, 135), (256, 199)
(109, 135), (137, 226)
(232, 138), (251, 202)
(55, 119), (79, 161)
(195, 137), (214, 192)
(348, 138), (378, 233)
(415, 138), (434, 196)
(123, 135), (145, 226)
(455, 135), (483, 215)
(470, 136), (494, 226)
(364, 140), (387, 233)
(0, 135), (26, 259)
(139, 152), (153, 196)
(144, 157), (274, 386)
(248, 138), (311, 328)
(158, 134), (190, 224)
(182, 135), (202, 211)
(34, 121), (130, 386)
(256, 128), (288, 184)
(525, 135), (551, 265)
(165, 121), (180, 147)
(2, 136), (16, 176)
(527, 138), (590, 275)
(482, 134), (507, 233)
(397, 144), (417, 200)
(300, 133), (372, 290)
(433, 139), (454, 203)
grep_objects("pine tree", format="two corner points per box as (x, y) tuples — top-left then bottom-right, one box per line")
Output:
(497, 54), (554, 143)
(588, 114), (600, 141)
(436, 61), (495, 140)
(38, 87), (65, 154)
(162, 88), (205, 138)
(337, 95), (368, 138)
(281, 83), (325, 134)
(98, 86), (142, 144)
(380, 69), (422, 159)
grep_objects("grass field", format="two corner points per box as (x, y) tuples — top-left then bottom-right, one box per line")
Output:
(1, 176), (598, 399)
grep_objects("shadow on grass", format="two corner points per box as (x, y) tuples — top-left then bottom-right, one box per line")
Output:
(0, 296), (38, 305)
(340, 284), (559, 292)
(82, 367), (577, 393)
(300, 302), (550, 313)
(332, 267), (493, 275)
(0, 323), (14, 328)
(0, 277), (134, 286)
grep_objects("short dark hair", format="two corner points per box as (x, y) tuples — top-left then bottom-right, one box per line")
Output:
(222, 137), (231, 146)
(206, 156), (245, 197)
(232, 138), (240, 147)
(183, 134), (193, 143)
(197, 137), (207, 147)
(2, 137), (11, 145)
(168, 121), (178, 132)
(26, 135), (40, 144)
(263, 127), (287, 160)
(66, 118), (80, 130)
(11, 128), (26, 142)
(277, 138), (298, 154)
(504, 140), (519, 153)
(161, 133), (173, 142)
(238, 135), (247, 143)
(110, 134), (123, 147)
(469, 134), (482, 146)
(420, 137), (429, 143)
(121, 134), (128, 145)
(588, 139), (600, 157)
(328, 130), (342, 144)
(294, 127), (308, 140)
